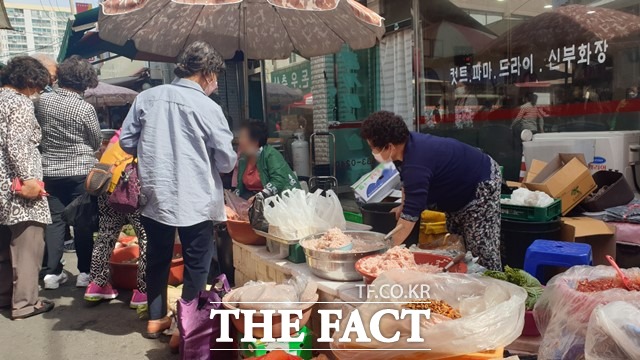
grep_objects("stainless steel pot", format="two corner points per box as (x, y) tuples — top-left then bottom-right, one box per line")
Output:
(299, 231), (387, 281)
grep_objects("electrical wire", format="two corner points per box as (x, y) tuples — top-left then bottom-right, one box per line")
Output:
(0, 41), (62, 60)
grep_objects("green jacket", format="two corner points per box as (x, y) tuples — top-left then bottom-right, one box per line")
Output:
(237, 145), (300, 199)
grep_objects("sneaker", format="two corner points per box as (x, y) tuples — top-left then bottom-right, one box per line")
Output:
(130, 290), (147, 309)
(43, 272), (68, 290)
(84, 282), (118, 302)
(63, 240), (76, 253)
(76, 272), (91, 288)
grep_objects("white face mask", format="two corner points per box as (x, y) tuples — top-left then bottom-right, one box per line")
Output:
(204, 77), (218, 96)
(372, 146), (392, 164)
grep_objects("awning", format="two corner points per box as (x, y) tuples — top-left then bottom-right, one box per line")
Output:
(57, 8), (175, 62)
(1, 0), (12, 30)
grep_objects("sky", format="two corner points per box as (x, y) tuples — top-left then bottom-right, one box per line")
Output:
(13, 0), (100, 10)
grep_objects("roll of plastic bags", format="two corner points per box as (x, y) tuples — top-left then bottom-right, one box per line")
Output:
(534, 265), (640, 360)
(585, 301), (640, 360)
(263, 189), (345, 240)
(330, 270), (526, 360)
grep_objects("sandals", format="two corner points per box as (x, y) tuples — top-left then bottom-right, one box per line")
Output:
(12, 300), (54, 320)
(145, 316), (172, 339)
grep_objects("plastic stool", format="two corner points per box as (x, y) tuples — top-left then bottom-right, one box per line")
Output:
(524, 240), (593, 284)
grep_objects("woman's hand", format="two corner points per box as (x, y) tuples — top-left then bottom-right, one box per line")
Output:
(18, 179), (44, 200)
(390, 204), (403, 220)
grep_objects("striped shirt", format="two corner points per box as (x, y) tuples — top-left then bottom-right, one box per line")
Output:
(36, 88), (101, 177)
(512, 102), (545, 132)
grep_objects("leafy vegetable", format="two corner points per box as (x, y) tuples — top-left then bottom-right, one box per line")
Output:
(484, 270), (508, 282)
(504, 266), (542, 288)
(524, 286), (544, 311)
(484, 266), (543, 310)
(122, 224), (136, 237)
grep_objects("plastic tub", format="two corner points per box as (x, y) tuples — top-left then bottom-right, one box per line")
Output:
(582, 170), (634, 212)
(500, 218), (562, 269)
(110, 243), (184, 290)
(226, 220), (266, 246)
(361, 202), (420, 245)
(522, 310), (540, 337)
(355, 252), (468, 285)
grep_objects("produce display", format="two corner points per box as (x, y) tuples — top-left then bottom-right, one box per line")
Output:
(402, 299), (461, 320)
(534, 266), (640, 360)
(577, 277), (640, 292)
(330, 269), (527, 360)
(358, 247), (442, 277)
(484, 266), (543, 310)
(225, 205), (240, 220)
(224, 190), (251, 221)
(303, 228), (385, 253)
(310, 228), (352, 250)
(225, 277), (318, 311)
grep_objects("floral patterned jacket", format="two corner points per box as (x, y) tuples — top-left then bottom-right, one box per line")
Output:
(0, 88), (51, 226)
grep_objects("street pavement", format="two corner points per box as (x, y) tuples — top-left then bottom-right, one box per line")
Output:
(0, 253), (176, 360)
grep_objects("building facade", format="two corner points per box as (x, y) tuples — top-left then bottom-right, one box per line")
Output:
(0, 3), (71, 61)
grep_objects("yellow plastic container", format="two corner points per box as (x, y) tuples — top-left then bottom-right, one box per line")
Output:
(419, 210), (448, 247)
(421, 210), (446, 223)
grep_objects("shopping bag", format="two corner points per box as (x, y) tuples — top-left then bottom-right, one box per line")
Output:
(62, 193), (98, 233)
(249, 192), (270, 233)
(108, 161), (140, 214)
(178, 274), (233, 360)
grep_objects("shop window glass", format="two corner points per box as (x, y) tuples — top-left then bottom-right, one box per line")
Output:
(414, 0), (640, 181)
(264, 54), (313, 168)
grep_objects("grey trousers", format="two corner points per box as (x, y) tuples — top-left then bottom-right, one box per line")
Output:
(0, 222), (46, 318)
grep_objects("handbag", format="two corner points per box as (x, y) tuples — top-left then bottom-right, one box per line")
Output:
(178, 274), (236, 360)
(108, 160), (141, 214)
(62, 193), (99, 233)
(248, 192), (270, 233)
(85, 163), (114, 196)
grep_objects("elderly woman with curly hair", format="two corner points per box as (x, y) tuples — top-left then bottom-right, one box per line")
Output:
(36, 55), (101, 290)
(360, 111), (502, 271)
(120, 41), (236, 339)
(0, 56), (55, 320)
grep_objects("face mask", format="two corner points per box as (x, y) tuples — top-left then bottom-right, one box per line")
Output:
(372, 146), (392, 164)
(204, 78), (218, 96)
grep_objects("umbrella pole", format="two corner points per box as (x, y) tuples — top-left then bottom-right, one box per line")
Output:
(260, 60), (268, 124)
(243, 56), (250, 122)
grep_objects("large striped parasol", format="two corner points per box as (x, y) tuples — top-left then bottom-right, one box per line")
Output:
(98, 0), (385, 60)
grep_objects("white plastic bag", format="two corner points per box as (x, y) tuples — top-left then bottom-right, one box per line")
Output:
(229, 274), (318, 311)
(585, 301), (640, 360)
(330, 270), (526, 360)
(263, 189), (345, 240)
(312, 189), (346, 232)
(534, 265), (640, 360)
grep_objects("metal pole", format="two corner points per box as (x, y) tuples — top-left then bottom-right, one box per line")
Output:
(260, 60), (268, 123)
(69, 0), (76, 14)
(412, 0), (420, 131)
(243, 57), (250, 121)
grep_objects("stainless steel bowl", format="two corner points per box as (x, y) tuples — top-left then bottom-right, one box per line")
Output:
(299, 231), (387, 281)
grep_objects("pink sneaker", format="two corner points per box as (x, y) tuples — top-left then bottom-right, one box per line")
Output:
(84, 282), (118, 302)
(130, 290), (147, 309)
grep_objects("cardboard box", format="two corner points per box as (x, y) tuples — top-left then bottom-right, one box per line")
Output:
(239, 326), (312, 359)
(561, 217), (616, 266)
(524, 154), (596, 215)
(505, 160), (547, 188)
(351, 162), (400, 203)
